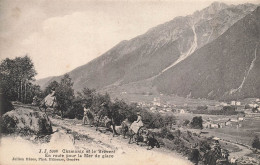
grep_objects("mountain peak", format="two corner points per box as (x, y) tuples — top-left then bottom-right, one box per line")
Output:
(210, 1), (228, 9)
(204, 1), (229, 14)
(190, 1), (229, 23)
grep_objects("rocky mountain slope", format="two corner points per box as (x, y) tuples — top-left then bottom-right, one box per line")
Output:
(36, 2), (258, 100)
(154, 6), (260, 100)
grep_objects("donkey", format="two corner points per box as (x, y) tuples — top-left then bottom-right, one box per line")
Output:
(94, 103), (118, 137)
(122, 121), (160, 149)
(121, 119), (131, 138)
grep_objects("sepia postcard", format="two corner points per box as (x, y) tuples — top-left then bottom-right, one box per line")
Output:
(0, 0), (259, 165)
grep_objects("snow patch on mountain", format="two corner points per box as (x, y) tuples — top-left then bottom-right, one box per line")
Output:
(230, 47), (257, 94)
(151, 24), (198, 79)
(169, 24), (198, 68)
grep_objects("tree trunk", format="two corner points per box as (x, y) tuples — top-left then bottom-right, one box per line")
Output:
(24, 82), (27, 103)
(20, 81), (23, 103)
(17, 84), (20, 101)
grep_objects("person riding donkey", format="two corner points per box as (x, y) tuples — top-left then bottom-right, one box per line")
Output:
(39, 88), (57, 114)
(127, 112), (144, 144)
(130, 112), (144, 135)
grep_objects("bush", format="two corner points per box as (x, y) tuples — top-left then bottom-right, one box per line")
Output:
(63, 105), (84, 120)
(158, 127), (175, 140)
(160, 127), (168, 138)
(193, 108), (241, 115)
(222, 105), (236, 111)
(144, 112), (165, 128)
(252, 135), (260, 149)
(245, 104), (251, 109)
(252, 107), (259, 113)
(199, 140), (211, 153)
(182, 120), (190, 126)
(190, 116), (203, 129)
(163, 114), (176, 128)
(197, 105), (208, 111)
(0, 93), (14, 116)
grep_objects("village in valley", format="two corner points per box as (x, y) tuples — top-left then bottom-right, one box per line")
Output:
(135, 97), (260, 129)
(134, 95), (260, 133)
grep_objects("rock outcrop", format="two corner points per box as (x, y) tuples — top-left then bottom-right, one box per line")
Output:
(1, 108), (52, 135)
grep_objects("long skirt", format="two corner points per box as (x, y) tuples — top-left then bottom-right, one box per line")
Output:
(130, 121), (143, 134)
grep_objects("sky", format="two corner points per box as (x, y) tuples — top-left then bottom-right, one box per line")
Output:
(0, 0), (259, 79)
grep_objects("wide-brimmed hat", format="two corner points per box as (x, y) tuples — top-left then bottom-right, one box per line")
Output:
(137, 112), (141, 115)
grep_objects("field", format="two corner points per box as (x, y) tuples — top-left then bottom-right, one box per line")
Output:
(174, 112), (260, 144)
(207, 115), (260, 145)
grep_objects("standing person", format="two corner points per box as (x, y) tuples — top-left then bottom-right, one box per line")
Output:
(82, 104), (93, 126)
(189, 144), (200, 165)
